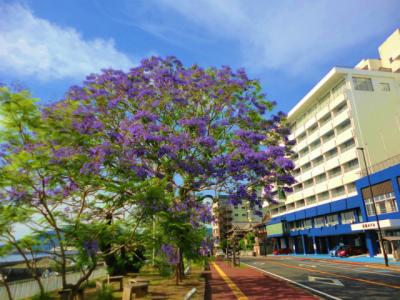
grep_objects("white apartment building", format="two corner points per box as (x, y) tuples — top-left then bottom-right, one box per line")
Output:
(269, 29), (400, 219)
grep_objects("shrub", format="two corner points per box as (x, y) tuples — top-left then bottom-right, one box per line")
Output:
(95, 285), (114, 300)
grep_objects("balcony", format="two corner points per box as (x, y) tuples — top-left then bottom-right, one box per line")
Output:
(342, 169), (361, 184)
(294, 139), (308, 153)
(319, 121), (333, 136)
(336, 127), (354, 145)
(328, 176), (343, 189)
(316, 106), (330, 120)
(322, 139), (336, 154)
(305, 116), (318, 130)
(314, 182), (328, 194)
(325, 156), (340, 170)
(301, 169), (313, 181)
(312, 164), (325, 177)
(294, 125), (306, 140)
(297, 155), (310, 167)
(330, 93), (347, 110)
(307, 129), (320, 144)
(339, 147), (358, 164)
(303, 186), (315, 198)
(309, 147), (322, 161)
(333, 109), (350, 128)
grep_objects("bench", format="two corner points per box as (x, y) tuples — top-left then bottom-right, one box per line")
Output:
(122, 282), (149, 300)
(96, 275), (124, 292)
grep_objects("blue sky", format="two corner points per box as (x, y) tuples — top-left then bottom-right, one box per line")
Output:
(1, 0), (400, 114)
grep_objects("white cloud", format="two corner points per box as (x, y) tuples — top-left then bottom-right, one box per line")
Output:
(139, 0), (400, 74)
(0, 3), (134, 80)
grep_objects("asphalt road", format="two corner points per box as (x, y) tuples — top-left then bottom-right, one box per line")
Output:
(241, 256), (400, 300)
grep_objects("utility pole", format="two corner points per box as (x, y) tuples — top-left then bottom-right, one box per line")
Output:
(357, 147), (389, 267)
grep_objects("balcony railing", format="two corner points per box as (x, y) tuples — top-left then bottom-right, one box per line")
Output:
(360, 153), (400, 176)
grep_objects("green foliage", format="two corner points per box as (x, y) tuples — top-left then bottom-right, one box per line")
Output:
(31, 292), (52, 300)
(95, 285), (114, 300)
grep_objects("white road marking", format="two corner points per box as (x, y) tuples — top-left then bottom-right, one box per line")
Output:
(311, 262), (400, 278)
(242, 262), (343, 300)
(299, 263), (316, 268)
(308, 276), (344, 286)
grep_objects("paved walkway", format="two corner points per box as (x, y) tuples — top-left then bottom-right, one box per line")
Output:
(209, 260), (319, 299)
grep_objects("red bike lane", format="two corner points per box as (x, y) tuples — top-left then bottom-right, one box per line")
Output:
(209, 260), (319, 300)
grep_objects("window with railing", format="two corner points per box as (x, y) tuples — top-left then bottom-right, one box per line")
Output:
(379, 82), (390, 92)
(325, 147), (338, 160)
(341, 210), (356, 224)
(318, 112), (331, 127)
(315, 173), (327, 184)
(306, 196), (316, 205)
(344, 159), (359, 172)
(296, 200), (305, 208)
(312, 155), (324, 167)
(301, 162), (312, 173)
(322, 130), (335, 142)
(303, 179), (314, 188)
(307, 123), (318, 135)
(317, 191), (330, 202)
(328, 166), (342, 178)
(339, 138), (355, 152)
(299, 146), (309, 157)
(336, 119), (351, 135)
(331, 78), (346, 99)
(332, 186), (345, 197)
(297, 132), (307, 143)
(346, 183), (356, 194)
(333, 102), (347, 116)
(310, 139), (321, 150)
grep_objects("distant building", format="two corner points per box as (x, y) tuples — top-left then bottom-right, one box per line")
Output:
(265, 29), (400, 258)
(212, 195), (262, 250)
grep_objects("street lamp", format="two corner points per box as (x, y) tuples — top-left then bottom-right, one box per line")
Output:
(357, 147), (389, 267)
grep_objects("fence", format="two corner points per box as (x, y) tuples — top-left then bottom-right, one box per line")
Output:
(0, 267), (107, 300)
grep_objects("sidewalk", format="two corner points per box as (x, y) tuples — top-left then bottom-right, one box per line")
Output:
(208, 260), (318, 299)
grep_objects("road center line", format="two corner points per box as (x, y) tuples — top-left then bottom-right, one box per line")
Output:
(211, 262), (249, 300)
(267, 260), (400, 290)
(243, 262), (342, 300)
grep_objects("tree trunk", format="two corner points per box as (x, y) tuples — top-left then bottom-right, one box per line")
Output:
(1, 277), (13, 300)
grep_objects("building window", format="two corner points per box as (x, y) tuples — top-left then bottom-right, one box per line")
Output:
(315, 173), (327, 184)
(326, 214), (339, 226)
(304, 219), (313, 229)
(365, 192), (398, 216)
(310, 139), (321, 150)
(314, 216), (326, 227)
(312, 155), (324, 167)
(340, 138), (355, 152)
(346, 183), (356, 194)
(336, 119), (351, 134)
(319, 113), (331, 127)
(325, 147), (338, 159)
(302, 162), (312, 173)
(235, 213), (238, 216)
(332, 186), (345, 197)
(328, 166), (342, 178)
(344, 159), (359, 172)
(322, 130), (335, 142)
(317, 191), (330, 202)
(353, 77), (373, 91)
(341, 211), (356, 224)
(380, 82), (390, 91)
(306, 196), (316, 205)
(362, 181), (398, 216)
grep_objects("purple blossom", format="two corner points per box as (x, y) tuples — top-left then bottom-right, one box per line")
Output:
(274, 157), (295, 170)
(161, 244), (179, 265)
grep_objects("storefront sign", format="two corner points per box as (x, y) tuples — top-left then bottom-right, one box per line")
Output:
(351, 219), (400, 231)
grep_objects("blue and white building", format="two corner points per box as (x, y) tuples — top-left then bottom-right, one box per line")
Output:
(265, 29), (400, 258)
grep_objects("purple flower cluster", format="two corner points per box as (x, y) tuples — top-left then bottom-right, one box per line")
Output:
(161, 244), (179, 265)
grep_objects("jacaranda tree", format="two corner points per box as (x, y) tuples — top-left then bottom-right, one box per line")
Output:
(54, 56), (295, 281)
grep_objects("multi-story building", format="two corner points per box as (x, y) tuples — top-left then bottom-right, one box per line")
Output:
(212, 195), (262, 250)
(265, 29), (400, 258)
